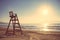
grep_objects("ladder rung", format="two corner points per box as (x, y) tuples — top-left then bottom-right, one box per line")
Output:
(12, 19), (18, 21)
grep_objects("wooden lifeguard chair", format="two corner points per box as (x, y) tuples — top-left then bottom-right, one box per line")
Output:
(5, 11), (22, 35)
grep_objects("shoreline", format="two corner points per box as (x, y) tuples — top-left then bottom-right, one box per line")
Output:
(0, 27), (60, 40)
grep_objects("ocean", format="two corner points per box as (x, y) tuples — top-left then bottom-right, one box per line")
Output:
(0, 23), (60, 32)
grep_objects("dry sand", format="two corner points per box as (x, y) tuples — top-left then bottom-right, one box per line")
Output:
(0, 27), (60, 40)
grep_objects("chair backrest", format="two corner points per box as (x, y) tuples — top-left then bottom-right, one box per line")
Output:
(9, 11), (16, 18)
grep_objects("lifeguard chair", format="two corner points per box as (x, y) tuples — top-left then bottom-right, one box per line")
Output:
(5, 11), (22, 35)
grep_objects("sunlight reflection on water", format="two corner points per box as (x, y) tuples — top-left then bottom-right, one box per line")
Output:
(39, 23), (60, 32)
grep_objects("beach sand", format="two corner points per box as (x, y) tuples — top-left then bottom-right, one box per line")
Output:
(0, 27), (60, 40)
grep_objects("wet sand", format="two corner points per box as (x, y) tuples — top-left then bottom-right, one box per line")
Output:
(0, 27), (60, 40)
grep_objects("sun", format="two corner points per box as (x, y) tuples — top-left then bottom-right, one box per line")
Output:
(42, 9), (48, 15)
(36, 5), (50, 16)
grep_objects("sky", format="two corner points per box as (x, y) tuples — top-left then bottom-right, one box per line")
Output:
(0, 0), (60, 24)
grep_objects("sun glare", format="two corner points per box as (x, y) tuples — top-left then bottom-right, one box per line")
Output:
(21, 4), (58, 24)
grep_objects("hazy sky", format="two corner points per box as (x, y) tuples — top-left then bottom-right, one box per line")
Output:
(0, 0), (60, 24)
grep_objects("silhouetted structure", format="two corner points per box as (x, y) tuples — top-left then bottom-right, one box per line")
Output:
(5, 11), (22, 35)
